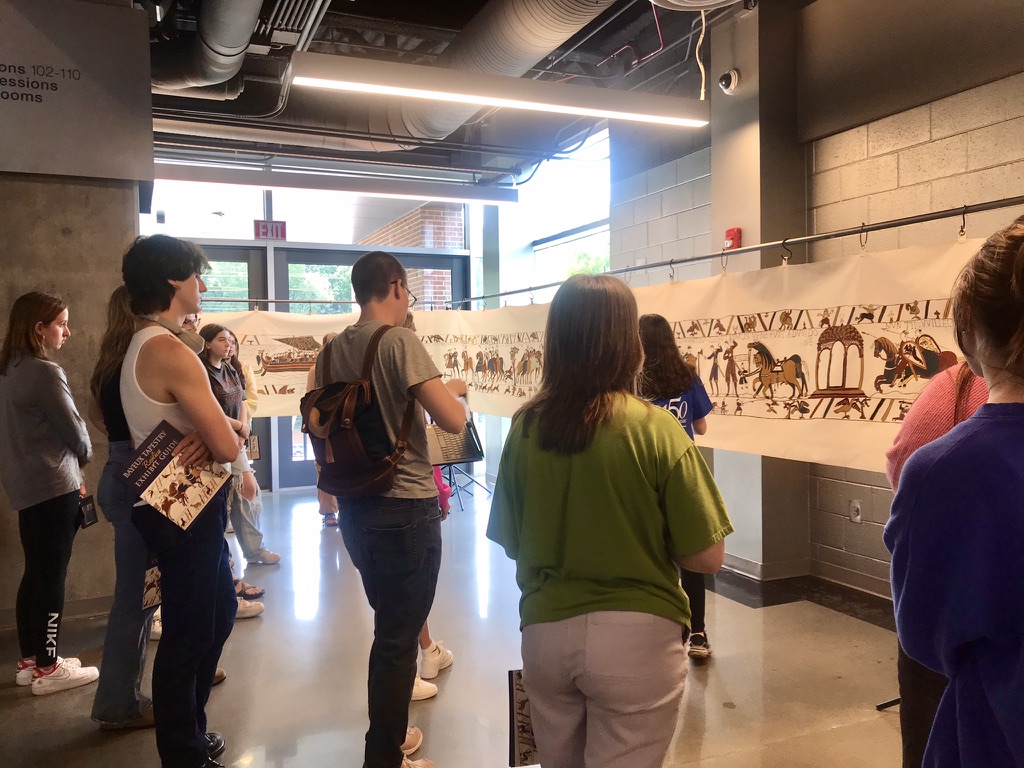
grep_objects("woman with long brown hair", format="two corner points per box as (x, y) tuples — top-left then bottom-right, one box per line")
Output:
(0, 291), (98, 695)
(488, 274), (733, 768)
(639, 313), (717, 660)
(885, 215), (1024, 766)
(199, 324), (279, 574)
(87, 286), (160, 727)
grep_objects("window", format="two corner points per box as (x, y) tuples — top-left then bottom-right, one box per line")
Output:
(141, 180), (264, 240)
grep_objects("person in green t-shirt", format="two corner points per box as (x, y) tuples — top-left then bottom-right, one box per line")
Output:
(487, 274), (733, 768)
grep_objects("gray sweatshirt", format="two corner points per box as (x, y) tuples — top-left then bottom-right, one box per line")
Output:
(0, 356), (92, 510)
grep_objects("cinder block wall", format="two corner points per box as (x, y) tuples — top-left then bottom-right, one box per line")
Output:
(809, 71), (1024, 261)
(609, 147), (714, 285)
(806, 70), (1024, 596)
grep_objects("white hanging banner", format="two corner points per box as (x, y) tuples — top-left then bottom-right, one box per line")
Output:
(204, 240), (978, 473)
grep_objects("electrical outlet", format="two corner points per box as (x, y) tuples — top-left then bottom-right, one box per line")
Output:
(849, 498), (862, 523)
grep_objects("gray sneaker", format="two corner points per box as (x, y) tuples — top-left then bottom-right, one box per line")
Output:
(236, 597), (264, 619)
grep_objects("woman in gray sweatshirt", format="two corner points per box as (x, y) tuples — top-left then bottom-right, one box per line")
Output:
(0, 291), (98, 695)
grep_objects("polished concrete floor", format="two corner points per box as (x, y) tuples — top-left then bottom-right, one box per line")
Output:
(0, 481), (902, 768)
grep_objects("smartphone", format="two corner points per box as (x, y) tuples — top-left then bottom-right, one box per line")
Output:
(77, 495), (98, 529)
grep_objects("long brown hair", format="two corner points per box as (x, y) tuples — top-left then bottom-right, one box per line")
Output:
(953, 214), (1024, 376)
(516, 274), (643, 454)
(90, 286), (138, 399)
(199, 323), (229, 365)
(0, 292), (67, 374)
(638, 313), (697, 399)
(199, 324), (245, 387)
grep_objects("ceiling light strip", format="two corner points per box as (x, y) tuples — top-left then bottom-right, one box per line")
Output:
(290, 52), (709, 128)
(154, 162), (518, 205)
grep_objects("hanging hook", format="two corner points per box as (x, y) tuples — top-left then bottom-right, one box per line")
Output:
(529, 289), (535, 304)
(668, 258), (676, 282)
(307, 301), (313, 315)
(959, 205), (968, 238)
(859, 223), (869, 250)
(720, 248), (728, 273)
(781, 239), (793, 266)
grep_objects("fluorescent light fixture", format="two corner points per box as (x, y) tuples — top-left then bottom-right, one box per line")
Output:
(290, 52), (709, 128)
(154, 162), (518, 205)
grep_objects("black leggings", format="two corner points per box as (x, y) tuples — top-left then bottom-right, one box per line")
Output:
(680, 568), (707, 633)
(17, 491), (80, 665)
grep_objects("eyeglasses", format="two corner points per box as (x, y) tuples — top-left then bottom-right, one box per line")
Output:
(390, 279), (418, 308)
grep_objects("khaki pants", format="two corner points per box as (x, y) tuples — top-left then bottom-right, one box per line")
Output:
(522, 611), (688, 768)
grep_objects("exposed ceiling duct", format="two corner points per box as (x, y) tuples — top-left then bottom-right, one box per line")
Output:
(156, 0), (619, 152)
(150, 0), (264, 91)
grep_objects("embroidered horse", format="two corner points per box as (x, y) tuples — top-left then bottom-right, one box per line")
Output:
(872, 336), (956, 392)
(748, 342), (808, 399)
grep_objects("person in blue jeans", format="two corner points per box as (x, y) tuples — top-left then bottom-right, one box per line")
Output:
(317, 251), (468, 768)
(89, 286), (159, 729)
(639, 313), (717, 659)
(121, 235), (243, 768)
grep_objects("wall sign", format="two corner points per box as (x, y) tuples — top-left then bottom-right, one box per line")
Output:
(0, 0), (152, 181)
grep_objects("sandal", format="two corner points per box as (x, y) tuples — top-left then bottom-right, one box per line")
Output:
(322, 513), (338, 527)
(233, 579), (265, 599)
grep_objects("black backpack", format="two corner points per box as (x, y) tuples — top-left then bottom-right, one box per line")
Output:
(299, 325), (415, 499)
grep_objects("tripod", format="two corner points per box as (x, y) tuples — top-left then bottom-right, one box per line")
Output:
(442, 462), (491, 511)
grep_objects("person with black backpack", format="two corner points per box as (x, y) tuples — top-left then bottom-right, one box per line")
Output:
(311, 250), (467, 768)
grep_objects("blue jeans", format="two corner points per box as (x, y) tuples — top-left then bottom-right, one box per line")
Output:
(227, 473), (265, 562)
(92, 441), (158, 725)
(134, 484), (236, 768)
(338, 496), (441, 768)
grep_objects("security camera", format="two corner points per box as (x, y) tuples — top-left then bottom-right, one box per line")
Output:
(718, 69), (740, 95)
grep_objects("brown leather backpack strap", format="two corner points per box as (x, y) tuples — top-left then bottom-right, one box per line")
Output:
(318, 336), (334, 387)
(394, 398), (416, 451)
(361, 325), (393, 381)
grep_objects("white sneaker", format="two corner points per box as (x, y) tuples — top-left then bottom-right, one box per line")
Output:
(403, 758), (435, 768)
(16, 656), (81, 686)
(419, 640), (454, 680)
(411, 675), (437, 701)
(402, 726), (423, 755)
(236, 597), (264, 619)
(31, 658), (99, 696)
(149, 609), (162, 641)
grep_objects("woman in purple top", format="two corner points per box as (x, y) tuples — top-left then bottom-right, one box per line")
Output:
(639, 313), (716, 658)
(885, 215), (1024, 767)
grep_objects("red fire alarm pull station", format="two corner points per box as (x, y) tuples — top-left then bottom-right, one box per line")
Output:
(724, 227), (742, 250)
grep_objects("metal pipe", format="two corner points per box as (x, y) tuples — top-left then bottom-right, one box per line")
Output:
(447, 194), (1024, 305)
(151, 0), (264, 90)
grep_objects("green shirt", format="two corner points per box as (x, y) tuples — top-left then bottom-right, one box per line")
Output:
(487, 395), (733, 629)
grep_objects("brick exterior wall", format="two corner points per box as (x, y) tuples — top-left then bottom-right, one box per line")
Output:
(359, 202), (464, 310)
(358, 202), (466, 249)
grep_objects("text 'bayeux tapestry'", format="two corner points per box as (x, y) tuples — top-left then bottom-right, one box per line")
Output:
(205, 241), (979, 473)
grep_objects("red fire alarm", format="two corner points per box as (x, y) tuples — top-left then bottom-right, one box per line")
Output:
(724, 227), (742, 250)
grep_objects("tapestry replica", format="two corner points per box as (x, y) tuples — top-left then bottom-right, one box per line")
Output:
(203, 240), (978, 473)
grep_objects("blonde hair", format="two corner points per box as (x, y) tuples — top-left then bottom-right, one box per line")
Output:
(90, 286), (138, 399)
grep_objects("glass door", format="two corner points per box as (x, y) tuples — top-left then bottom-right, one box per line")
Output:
(274, 248), (469, 489)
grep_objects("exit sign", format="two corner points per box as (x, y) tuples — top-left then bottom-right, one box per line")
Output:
(254, 220), (286, 240)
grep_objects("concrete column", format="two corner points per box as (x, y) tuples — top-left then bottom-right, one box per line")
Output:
(709, 2), (810, 580)
(0, 174), (139, 623)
